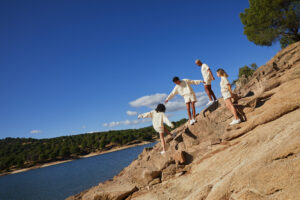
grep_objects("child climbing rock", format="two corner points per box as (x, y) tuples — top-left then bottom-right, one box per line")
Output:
(138, 104), (175, 155)
(195, 59), (217, 106)
(216, 68), (241, 125)
(165, 77), (204, 125)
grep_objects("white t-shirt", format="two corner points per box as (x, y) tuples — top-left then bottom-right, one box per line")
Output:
(138, 110), (174, 133)
(201, 64), (211, 82)
(220, 76), (230, 93)
(166, 79), (202, 101)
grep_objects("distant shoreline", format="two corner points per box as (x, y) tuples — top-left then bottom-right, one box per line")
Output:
(0, 141), (156, 177)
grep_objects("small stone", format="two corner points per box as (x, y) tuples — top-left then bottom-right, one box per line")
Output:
(210, 138), (222, 145)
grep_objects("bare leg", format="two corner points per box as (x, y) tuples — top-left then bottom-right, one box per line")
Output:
(164, 127), (172, 136)
(186, 103), (192, 120)
(208, 86), (217, 101)
(225, 99), (239, 120)
(204, 85), (212, 101)
(191, 101), (196, 119)
(159, 132), (166, 151)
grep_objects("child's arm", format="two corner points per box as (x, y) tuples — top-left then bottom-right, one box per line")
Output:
(227, 83), (234, 95)
(226, 78), (234, 95)
(163, 113), (174, 128)
(165, 87), (178, 103)
(138, 112), (152, 119)
(185, 79), (204, 85)
(208, 68), (215, 80)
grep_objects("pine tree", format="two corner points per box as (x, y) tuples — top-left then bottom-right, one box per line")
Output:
(240, 0), (300, 48)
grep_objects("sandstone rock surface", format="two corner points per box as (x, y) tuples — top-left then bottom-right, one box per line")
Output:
(67, 42), (300, 200)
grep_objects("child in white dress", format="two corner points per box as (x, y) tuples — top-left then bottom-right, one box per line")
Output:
(217, 68), (241, 125)
(138, 104), (175, 155)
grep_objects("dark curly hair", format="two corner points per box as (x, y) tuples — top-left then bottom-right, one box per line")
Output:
(155, 104), (166, 113)
(173, 76), (180, 82)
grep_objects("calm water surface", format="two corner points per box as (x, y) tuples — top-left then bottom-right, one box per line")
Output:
(0, 142), (156, 200)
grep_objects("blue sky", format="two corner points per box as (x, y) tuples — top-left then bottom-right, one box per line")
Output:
(0, 0), (280, 139)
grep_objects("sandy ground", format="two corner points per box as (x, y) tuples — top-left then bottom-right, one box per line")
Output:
(1, 141), (155, 176)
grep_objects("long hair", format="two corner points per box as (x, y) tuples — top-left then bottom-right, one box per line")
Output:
(217, 68), (229, 77)
(155, 104), (166, 113)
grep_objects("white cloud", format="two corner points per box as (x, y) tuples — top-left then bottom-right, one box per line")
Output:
(104, 92), (209, 128)
(126, 110), (138, 116)
(166, 92), (209, 112)
(87, 131), (97, 133)
(30, 130), (41, 134)
(129, 92), (208, 113)
(129, 93), (167, 108)
(103, 118), (151, 128)
(195, 92), (209, 106)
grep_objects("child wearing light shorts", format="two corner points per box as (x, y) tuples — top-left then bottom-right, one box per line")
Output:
(165, 77), (204, 125)
(138, 104), (175, 155)
(217, 68), (241, 125)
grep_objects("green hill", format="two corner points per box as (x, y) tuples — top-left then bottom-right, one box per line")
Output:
(0, 118), (187, 173)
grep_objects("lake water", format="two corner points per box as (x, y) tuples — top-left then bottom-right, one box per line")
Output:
(0, 142), (156, 200)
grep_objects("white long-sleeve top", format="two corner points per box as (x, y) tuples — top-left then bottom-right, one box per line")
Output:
(138, 110), (174, 133)
(166, 79), (203, 101)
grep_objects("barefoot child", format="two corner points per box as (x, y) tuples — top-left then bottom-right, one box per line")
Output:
(165, 77), (204, 125)
(138, 104), (175, 155)
(195, 59), (217, 106)
(216, 68), (241, 125)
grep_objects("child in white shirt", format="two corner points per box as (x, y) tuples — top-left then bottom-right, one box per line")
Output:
(165, 77), (204, 125)
(138, 104), (175, 155)
(195, 59), (217, 106)
(216, 68), (241, 125)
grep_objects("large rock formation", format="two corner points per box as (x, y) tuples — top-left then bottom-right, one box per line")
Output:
(67, 42), (300, 200)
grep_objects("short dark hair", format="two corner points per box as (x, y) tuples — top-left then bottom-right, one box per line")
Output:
(155, 104), (166, 113)
(173, 76), (180, 82)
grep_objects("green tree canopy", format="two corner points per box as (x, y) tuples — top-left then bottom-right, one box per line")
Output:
(231, 63), (258, 87)
(250, 63), (258, 70)
(238, 65), (255, 78)
(240, 0), (300, 48)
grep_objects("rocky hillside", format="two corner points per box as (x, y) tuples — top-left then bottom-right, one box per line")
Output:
(67, 42), (300, 200)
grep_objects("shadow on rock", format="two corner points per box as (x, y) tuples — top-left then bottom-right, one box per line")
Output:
(182, 151), (194, 165)
(203, 101), (220, 117)
(244, 91), (255, 98)
(235, 105), (247, 122)
(184, 128), (197, 140)
(255, 95), (272, 108)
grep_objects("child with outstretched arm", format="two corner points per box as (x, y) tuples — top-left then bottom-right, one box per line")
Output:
(216, 68), (241, 125)
(138, 104), (175, 155)
(165, 77), (204, 125)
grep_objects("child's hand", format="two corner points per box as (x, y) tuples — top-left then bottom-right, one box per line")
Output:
(171, 124), (174, 128)
(203, 81), (206, 84)
(164, 100), (168, 104)
(138, 114), (142, 119)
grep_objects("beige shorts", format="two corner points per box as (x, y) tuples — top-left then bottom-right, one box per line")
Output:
(222, 91), (232, 100)
(204, 79), (212, 85)
(154, 126), (164, 133)
(183, 94), (197, 103)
